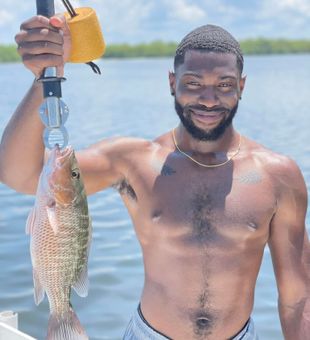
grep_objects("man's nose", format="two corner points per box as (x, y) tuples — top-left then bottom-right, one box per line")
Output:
(199, 86), (220, 107)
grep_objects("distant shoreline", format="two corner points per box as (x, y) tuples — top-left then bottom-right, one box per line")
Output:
(1, 39), (310, 63)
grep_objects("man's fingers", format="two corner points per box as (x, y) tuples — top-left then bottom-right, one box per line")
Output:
(50, 15), (64, 28)
(15, 27), (64, 46)
(17, 41), (64, 57)
(16, 14), (70, 76)
(22, 53), (64, 70)
(50, 14), (71, 38)
(20, 15), (51, 31)
(50, 14), (72, 63)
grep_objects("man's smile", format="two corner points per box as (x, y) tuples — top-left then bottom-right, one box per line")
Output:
(188, 108), (226, 126)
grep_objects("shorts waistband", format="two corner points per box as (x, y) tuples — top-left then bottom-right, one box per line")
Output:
(123, 304), (257, 340)
(137, 304), (172, 339)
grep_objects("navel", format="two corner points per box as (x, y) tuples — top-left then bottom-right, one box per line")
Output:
(196, 316), (212, 329)
(191, 311), (214, 337)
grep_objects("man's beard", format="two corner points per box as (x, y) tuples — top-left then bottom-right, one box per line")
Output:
(174, 99), (239, 141)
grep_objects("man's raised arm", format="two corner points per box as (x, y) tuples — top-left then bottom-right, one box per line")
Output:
(268, 156), (310, 339)
(0, 15), (71, 193)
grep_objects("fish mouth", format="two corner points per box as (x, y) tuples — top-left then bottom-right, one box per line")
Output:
(48, 144), (73, 161)
(51, 145), (74, 167)
(46, 145), (74, 187)
(42, 145), (76, 206)
(55, 145), (73, 159)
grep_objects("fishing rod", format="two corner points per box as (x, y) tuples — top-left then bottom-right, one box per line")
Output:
(36, 0), (69, 150)
(36, 0), (105, 149)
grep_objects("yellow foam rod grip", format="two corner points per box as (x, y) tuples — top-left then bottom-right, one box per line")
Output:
(65, 7), (106, 63)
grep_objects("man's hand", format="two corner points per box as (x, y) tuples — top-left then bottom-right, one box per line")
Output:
(15, 15), (71, 78)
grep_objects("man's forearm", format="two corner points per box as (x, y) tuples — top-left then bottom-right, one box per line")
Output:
(0, 80), (45, 193)
(279, 297), (310, 339)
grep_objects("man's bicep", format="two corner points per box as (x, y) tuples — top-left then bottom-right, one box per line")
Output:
(76, 139), (126, 195)
(269, 220), (309, 304)
(268, 159), (309, 304)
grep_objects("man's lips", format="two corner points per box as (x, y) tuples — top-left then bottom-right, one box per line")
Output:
(189, 108), (226, 124)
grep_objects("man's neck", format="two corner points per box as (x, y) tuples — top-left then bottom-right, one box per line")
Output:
(174, 124), (239, 157)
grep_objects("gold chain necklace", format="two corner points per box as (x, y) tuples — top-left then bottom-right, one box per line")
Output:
(172, 128), (242, 168)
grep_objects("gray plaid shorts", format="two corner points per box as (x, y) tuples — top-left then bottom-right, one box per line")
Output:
(123, 305), (259, 340)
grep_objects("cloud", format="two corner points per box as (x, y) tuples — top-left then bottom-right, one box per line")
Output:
(260, 0), (310, 18)
(94, 0), (154, 42)
(277, 0), (310, 14)
(250, 0), (310, 38)
(0, 0), (310, 44)
(164, 0), (206, 22)
(0, 10), (14, 25)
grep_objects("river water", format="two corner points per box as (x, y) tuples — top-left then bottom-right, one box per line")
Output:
(0, 54), (309, 339)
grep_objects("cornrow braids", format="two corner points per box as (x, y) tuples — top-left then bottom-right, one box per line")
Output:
(174, 24), (244, 74)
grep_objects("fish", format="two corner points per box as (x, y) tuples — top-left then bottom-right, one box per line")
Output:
(26, 145), (92, 339)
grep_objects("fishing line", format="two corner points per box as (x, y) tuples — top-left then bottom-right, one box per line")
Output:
(61, 0), (77, 18)
(86, 62), (101, 74)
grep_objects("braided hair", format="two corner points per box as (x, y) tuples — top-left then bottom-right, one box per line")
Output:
(174, 24), (244, 74)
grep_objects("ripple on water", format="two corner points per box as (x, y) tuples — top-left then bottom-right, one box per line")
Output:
(95, 219), (131, 229)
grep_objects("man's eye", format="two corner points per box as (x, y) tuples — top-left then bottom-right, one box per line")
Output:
(186, 82), (201, 87)
(218, 83), (232, 88)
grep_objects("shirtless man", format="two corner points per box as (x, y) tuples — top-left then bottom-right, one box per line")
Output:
(0, 15), (309, 340)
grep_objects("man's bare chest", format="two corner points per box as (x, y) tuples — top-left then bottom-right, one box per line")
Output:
(119, 157), (276, 246)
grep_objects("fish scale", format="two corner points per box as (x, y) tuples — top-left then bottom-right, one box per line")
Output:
(26, 145), (91, 339)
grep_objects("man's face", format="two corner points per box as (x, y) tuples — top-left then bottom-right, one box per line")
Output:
(170, 50), (246, 141)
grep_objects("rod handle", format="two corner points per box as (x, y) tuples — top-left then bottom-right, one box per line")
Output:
(36, 0), (55, 17)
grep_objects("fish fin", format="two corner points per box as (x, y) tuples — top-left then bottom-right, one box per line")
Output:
(26, 207), (36, 235)
(72, 262), (89, 297)
(46, 203), (59, 234)
(33, 268), (45, 305)
(87, 216), (92, 258)
(47, 307), (88, 340)
(73, 222), (92, 298)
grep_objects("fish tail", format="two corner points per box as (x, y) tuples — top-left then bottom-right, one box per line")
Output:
(47, 307), (88, 340)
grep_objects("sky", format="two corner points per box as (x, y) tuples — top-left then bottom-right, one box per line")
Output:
(0, 0), (310, 45)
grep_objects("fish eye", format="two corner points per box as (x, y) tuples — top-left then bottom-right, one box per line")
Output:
(71, 170), (80, 179)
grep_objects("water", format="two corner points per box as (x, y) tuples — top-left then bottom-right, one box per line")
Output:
(0, 55), (309, 339)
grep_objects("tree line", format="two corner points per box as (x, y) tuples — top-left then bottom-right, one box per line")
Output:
(1, 39), (310, 63)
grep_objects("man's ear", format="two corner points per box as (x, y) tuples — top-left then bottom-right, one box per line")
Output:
(239, 74), (247, 99)
(169, 71), (176, 96)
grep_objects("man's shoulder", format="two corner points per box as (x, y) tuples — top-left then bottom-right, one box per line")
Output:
(244, 136), (304, 186)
